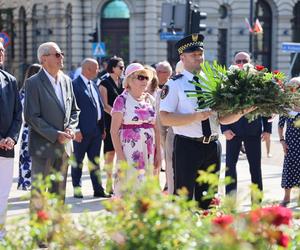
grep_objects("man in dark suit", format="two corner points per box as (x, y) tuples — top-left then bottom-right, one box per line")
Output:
(0, 42), (22, 239)
(24, 42), (80, 206)
(72, 58), (109, 198)
(221, 51), (272, 200)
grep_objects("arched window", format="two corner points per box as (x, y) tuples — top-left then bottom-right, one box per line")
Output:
(66, 4), (72, 72)
(291, 1), (300, 76)
(32, 4), (38, 61)
(254, 0), (272, 69)
(101, 0), (130, 63)
(43, 6), (50, 41)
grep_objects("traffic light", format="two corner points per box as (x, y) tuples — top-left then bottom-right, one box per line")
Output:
(190, 10), (207, 33)
(88, 28), (98, 43)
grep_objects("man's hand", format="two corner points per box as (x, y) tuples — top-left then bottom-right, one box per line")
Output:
(223, 130), (236, 141)
(102, 130), (106, 140)
(57, 131), (72, 144)
(193, 110), (212, 122)
(261, 132), (271, 142)
(65, 128), (75, 140)
(0, 138), (7, 149)
(74, 131), (83, 143)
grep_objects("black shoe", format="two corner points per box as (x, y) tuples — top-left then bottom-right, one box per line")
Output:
(94, 190), (112, 198)
(38, 242), (48, 248)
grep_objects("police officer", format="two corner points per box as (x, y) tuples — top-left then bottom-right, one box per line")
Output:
(159, 34), (250, 209)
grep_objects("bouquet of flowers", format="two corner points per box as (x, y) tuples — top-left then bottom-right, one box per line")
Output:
(187, 61), (300, 121)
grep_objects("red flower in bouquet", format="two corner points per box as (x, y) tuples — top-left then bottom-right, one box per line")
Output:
(255, 65), (265, 71)
(37, 210), (49, 221)
(210, 197), (221, 207)
(273, 70), (280, 75)
(277, 231), (289, 248)
(212, 215), (234, 229)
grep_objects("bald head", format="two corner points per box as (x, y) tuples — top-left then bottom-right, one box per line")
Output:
(81, 58), (99, 80)
(234, 52), (251, 65)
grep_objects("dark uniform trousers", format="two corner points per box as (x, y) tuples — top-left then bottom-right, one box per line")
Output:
(225, 136), (262, 194)
(173, 135), (221, 209)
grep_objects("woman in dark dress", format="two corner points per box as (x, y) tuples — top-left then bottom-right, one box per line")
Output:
(278, 77), (300, 206)
(18, 63), (42, 190)
(99, 57), (124, 194)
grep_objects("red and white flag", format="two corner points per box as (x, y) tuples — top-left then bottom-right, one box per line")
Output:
(253, 18), (263, 34)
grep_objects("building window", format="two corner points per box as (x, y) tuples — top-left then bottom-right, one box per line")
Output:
(101, 0), (130, 63)
(292, 1), (300, 77)
(66, 4), (72, 72)
(218, 29), (227, 66)
(254, 0), (272, 69)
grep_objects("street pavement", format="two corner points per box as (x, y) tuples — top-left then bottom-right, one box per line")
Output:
(7, 116), (300, 220)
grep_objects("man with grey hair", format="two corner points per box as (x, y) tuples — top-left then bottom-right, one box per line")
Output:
(156, 61), (172, 89)
(25, 42), (80, 208)
(72, 58), (109, 198)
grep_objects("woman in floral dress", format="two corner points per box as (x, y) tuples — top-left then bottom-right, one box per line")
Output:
(18, 64), (41, 190)
(111, 63), (161, 196)
(278, 77), (300, 206)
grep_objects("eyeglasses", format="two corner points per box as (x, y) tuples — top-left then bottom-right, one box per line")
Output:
(235, 59), (249, 64)
(45, 51), (64, 58)
(133, 75), (149, 81)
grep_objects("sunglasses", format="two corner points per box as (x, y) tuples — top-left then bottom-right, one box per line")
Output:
(134, 75), (149, 81)
(235, 59), (249, 64)
(45, 51), (64, 58)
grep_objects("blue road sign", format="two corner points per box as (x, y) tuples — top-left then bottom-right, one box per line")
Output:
(282, 42), (300, 53)
(160, 32), (185, 41)
(0, 32), (10, 47)
(92, 42), (106, 57)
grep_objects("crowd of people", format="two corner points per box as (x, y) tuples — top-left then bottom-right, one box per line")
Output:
(1, 32), (300, 241)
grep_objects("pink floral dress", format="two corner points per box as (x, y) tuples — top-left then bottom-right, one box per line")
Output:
(112, 90), (156, 195)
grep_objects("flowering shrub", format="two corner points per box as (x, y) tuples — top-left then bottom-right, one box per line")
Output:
(1, 172), (300, 249)
(187, 61), (300, 121)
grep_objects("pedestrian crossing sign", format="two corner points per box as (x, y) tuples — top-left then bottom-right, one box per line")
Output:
(92, 42), (106, 57)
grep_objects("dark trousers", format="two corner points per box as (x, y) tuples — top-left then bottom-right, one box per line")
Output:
(30, 152), (69, 212)
(225, 136), (262, 194)
(173, 135), (221, 209)
(72, 130), (103, 192)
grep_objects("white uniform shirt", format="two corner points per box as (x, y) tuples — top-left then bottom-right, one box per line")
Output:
(159, 69), (219, 138)
(43, 69), (64, 109)
(80, 74), (102, 121)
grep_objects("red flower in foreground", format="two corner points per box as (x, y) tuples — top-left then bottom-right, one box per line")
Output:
(273, 70), (280, 75)
(212, 215), (234, 229)
(249, 206), (292, 226)
(277, 231), (289, 248)
(255, 65), (265, 71)
(37, 210), (49, 221)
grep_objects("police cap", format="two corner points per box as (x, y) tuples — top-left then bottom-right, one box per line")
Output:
(175, 33), (204, 55)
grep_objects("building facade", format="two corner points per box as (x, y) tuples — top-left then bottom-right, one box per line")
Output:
(0, 0), (299, 82)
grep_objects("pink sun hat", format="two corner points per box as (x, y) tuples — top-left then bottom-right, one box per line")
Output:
(123, 63), (152, 88)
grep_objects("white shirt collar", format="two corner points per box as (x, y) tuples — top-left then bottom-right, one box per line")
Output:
(43, 68), (59, 84)
(80, 74), (90, 86)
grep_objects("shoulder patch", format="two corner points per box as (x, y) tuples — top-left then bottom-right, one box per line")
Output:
(160, 85), (169, 100)
(171, 74), (183, 80)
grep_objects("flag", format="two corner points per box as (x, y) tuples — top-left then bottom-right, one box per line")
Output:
(253, 18), (263, 34)
(245, 18), (253, 33)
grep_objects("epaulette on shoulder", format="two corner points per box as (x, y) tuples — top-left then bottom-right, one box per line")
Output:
(171, 74), (183, 80)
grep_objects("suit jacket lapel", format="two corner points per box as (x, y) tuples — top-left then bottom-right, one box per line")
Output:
(39, 70), (65, 114)
(0, 71), (4, 97)
(60, 75), (67, 112)
(78, 77), (95, 105)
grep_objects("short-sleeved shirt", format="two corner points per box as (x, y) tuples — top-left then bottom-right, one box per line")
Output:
(159, 69), (219, 137)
